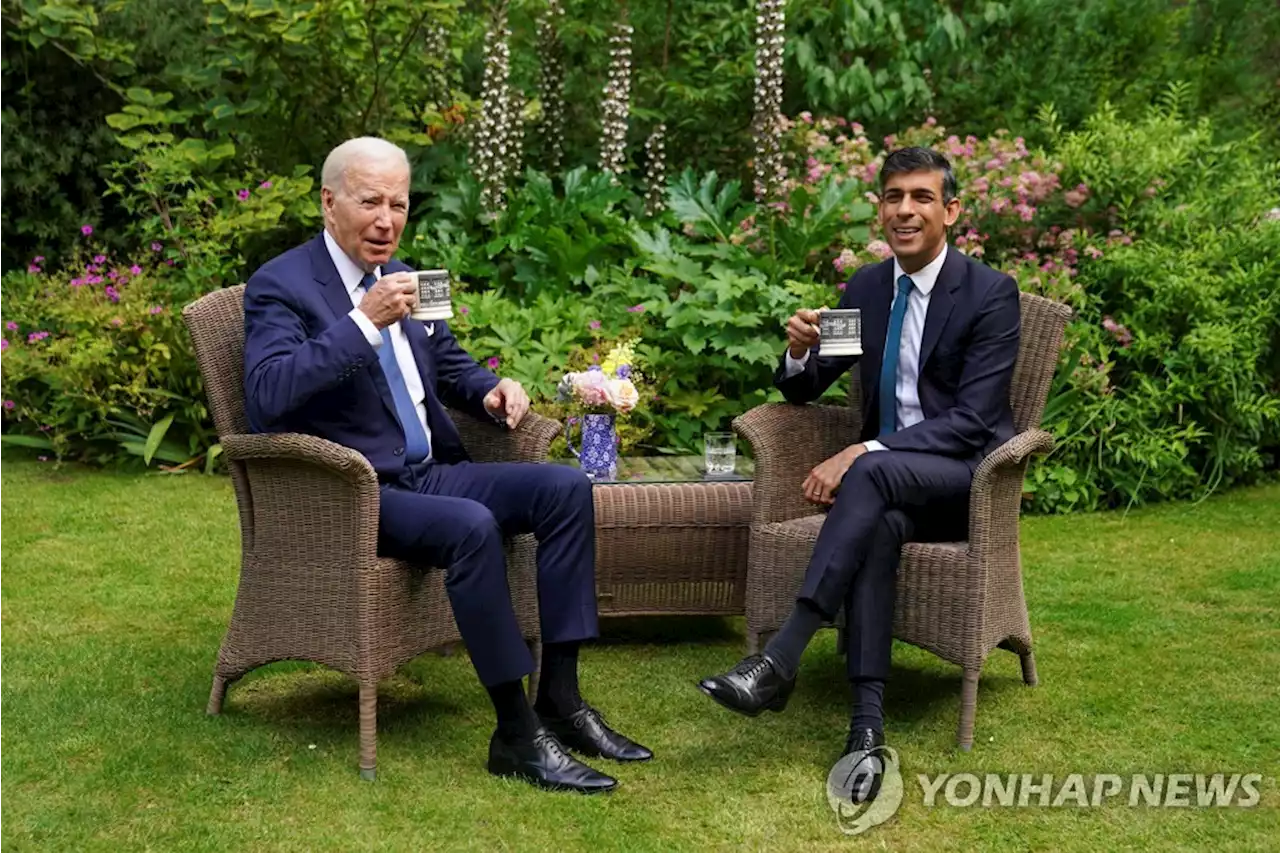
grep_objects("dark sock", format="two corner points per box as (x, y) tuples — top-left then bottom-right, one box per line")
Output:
(487, 680), (541, 739)
(763, 600), (825, 679)
(534, 641), (584, 718)
(850, 678), (886, 734)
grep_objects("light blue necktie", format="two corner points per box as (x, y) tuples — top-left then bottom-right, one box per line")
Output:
(878, 274), (914, 437)
(362, 273), (430, 462)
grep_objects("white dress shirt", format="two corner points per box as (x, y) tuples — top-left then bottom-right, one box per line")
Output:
(784, 244), (949, 451)
(323, 229), (433, 458)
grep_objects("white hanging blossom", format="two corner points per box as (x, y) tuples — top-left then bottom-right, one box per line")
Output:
(598, 13), (634, 178)
(536, 0), (567, 171)
(474, 2), (517, 215)
(751, 0), (786, 202)
(422, 24), (452, 109)
(643, 123), (668, 215)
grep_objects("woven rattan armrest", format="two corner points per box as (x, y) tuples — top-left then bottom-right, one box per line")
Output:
(447, 409), (561, 464)
(221, 432), (378, 484)
(968, 428), (1053, 556)
(734, 403), (863, 525)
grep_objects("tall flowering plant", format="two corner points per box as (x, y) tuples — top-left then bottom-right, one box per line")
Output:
(555, 341), (642, 416)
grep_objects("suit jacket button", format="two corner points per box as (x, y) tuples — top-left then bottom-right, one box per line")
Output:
(394, 447), (405, 456)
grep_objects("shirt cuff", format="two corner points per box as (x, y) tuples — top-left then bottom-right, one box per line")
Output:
(862, 440), (887, 453)
(349, 308), (382, 348)
(782, 349), (810, 378)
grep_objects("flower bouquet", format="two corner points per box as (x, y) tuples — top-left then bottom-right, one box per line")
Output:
(556, 341), (642, 478)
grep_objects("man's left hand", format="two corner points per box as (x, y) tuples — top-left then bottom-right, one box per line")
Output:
(483, 378), (530, 429)
(802, 443), (868, 505)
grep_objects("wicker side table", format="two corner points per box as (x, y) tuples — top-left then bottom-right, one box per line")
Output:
(570, 456), (754, 617)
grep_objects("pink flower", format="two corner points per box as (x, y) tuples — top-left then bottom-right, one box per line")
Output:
(105, 285), (120, 303)
(33, 255), (44, 263)
(925, 116), (937, 126)
(27, 264), (41, 274)
(588, 320), (602, 330)
(837, 282), (847, 291)
(798, 111), (813, 124)
(3, 400), (13, 410)
(236, 189), (250, 201)
(86, 264), (100, 274)
(1085, 246), (1104, 260)
(81, 224), (93, 235)
(866, 239), (893, 260)
(487, 356), (500, 370)
(151, 242), (163, 252)
(87, 275), (103, 285)
(259, 180), (273, 189)
(70, 278), (84, 287)
(38, 455), (49, 462)
(832, 248), (856, 273)
(458, 305), (470, 315)
(110, 318), (123, 327)
(129, 265), (142, 275)
(627, 304), (645, 313)
(149, 305), (164, 315)
(5, 322), (16, 331)
(108, 270), (120, 280)
(93, 254), (106, 263)
(1, 339), (7, 352)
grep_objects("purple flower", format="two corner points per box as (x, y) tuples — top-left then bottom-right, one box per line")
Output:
(3, 400), (13, 410)
(129, 265), (142, 275)
(33, 255), (45, 263)
(627, 304), (645, 313)
(259, 180), (273, 189)
(27, 331), (49, 343)
(105, 285), (120, 303)
(616, 364), (631, 379)
(5, 321), (17, 331)
(93, 254), (107, 264)
(487, 356), (500, 370)
(70, 278), (84, 287)
(236, 189), (251, 201)
(81, 224), (94, 235)
(149, 305), (164, 315)
(108, 270), (120, 280)
(459, 305), (470, 315)
(588, 320), (602, 330)
(151, 242), (163, 252)
(27, 264), (42, 274)
(1, 339), (7, 352)
(87, 275), (103, 285)
(86, 264), (100, 274)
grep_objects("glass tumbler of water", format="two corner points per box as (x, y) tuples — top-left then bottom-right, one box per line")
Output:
(704, 432), (737, 475)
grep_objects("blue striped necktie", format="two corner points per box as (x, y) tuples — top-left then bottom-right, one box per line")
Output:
(878, 274), (914, 437)
(361, 273), (430, 462)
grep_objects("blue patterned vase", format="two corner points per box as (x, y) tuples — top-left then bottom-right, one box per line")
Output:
(567, 413), (618, 480)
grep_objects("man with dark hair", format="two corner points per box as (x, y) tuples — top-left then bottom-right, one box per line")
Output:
(698, 147), (1021, 801)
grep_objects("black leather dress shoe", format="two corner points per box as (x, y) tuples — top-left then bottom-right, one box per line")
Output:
(840, 727), (887, 804)
(487, 727), (618, 794)
(697, 653), (796, 717)
(542, 705), (654, 762)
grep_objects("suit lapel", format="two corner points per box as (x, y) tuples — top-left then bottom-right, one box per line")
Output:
(860, 261), (895, 405)
(309, 235), (403, 428)
(918, 248), (965, 369)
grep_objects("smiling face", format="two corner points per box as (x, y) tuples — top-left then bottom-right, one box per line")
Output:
(321, 158), (410, 272)
(877, 168), (961, 273)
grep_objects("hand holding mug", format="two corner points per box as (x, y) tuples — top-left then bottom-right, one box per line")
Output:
(787, 307), (824, 359)
(358, 272), (417, 329)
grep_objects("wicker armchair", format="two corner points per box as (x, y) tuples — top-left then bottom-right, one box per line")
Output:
(182, 284), (560, 780)
(734, 291), (1071, 750)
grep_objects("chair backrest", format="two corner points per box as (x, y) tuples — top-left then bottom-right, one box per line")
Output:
(182, 284), (249, 439)
(848, 290), (1072, 432)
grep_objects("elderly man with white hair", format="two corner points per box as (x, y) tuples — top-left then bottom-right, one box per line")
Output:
(242, 137), (650, 794)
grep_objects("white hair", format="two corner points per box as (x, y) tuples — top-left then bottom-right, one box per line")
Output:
(320, 137), (410, 195)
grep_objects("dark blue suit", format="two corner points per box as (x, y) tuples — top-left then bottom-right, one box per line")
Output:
(243, 233), (598, 686)
(776, 248), (1020, 679)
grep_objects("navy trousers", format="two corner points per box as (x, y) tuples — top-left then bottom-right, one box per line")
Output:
(376, 461), (599, 687)
(799, 450), (972, 681)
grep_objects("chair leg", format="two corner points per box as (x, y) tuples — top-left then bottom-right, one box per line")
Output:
(526, 639), (542, 703)
(207, 675), (228, 715)
(956, 668), (980, 752)
(746, 630), (775, 656)
(1020, 650), (1039, 687)
(359, 680), (377, 781)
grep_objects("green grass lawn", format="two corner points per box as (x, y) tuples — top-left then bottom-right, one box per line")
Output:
(3, 453), (1278, 852)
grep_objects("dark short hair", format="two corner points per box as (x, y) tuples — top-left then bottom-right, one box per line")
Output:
(879, 147), (957, 203)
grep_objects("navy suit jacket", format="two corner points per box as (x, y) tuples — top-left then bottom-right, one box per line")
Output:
(243, 233), (500, 485)
(775, 248), (1020, 467)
